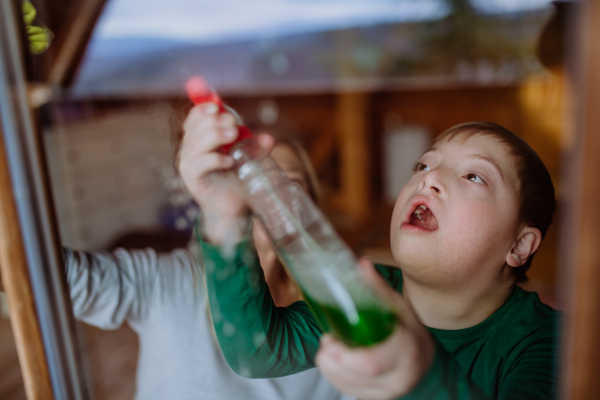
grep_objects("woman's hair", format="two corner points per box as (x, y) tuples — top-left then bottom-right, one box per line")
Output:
(268, 135), (322, 206)
(241, 111), (322, 206)
(169, 101), (193, 163)
(434, 122), (556, 284)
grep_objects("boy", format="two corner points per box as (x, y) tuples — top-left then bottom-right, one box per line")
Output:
(179, 106), (559, 399)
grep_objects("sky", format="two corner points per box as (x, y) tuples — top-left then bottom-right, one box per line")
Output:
(94, 0), (555, 45)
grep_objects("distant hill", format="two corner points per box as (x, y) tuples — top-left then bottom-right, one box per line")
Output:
(71, 9), (550, 99)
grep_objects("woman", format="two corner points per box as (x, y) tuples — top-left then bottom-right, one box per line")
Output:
(65, 126), (353, 400)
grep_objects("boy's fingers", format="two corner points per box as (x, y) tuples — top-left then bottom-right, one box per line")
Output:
(320, 332), (399, 376)
(315, 355), (358, 394)
(316, 279), (436, 400)
(340, 335), (402, 376)
(318, 334), (344, 360)
(357, 258), (401, 308)
(316, 345), (394, 400)
(319, 333), (336, 347)
(357, 258), (386, 287)
(358, 258), (418, 327)
(317, 346), (369, 386)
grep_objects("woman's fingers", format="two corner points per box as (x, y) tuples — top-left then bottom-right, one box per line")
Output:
(182, 103), (218, 133)
(357, 258), (419, 328)
(178, 108), (237, 192)
(181, 153), (234, 183)
(183, 105), (275, 161)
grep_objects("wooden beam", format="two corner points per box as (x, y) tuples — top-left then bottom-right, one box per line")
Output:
(0, 124), (53, 400)
(335, 91), (371, 222)
(310, 118), (337, 173)
(560, 0), (600, 398)
(0, 3), (89, 398)
(47, 0), (106, 87)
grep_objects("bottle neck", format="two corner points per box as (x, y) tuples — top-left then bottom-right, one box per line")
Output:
(230, 138), (267, 167)
(220, 125), (255, 155)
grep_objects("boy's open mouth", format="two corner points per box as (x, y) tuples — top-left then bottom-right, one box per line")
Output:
(406, 203), (438, 231)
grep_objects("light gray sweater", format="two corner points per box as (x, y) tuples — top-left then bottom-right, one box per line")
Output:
(64, 247), (352, 400)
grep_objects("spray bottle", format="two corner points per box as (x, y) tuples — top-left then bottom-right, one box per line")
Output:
(186, 77), (397, 346)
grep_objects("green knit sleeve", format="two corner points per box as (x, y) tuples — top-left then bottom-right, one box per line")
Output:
(199, 227), (410, 379)
(200, 233), (322, 378)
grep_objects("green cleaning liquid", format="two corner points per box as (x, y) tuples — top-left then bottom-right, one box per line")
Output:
(232, 141), (398, 347)
(303, 291), (396, 347)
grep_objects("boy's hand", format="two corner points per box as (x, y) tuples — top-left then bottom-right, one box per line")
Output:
(178, 103), (274, 244)
(315, 259), (435, 400)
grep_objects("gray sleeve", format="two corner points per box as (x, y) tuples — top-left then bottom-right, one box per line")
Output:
(64, 247), (183, 329)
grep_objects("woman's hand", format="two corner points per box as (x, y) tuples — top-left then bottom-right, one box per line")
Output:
(178, 103), (273, 244)
(315, 259), (435, 400)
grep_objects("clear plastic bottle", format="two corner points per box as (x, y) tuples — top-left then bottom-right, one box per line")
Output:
(187, 77), (397, 347)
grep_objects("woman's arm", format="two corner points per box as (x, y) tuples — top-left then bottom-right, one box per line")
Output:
(64, 247), (163, 329)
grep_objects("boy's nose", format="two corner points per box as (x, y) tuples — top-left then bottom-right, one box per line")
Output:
(418, 169), (445, 195)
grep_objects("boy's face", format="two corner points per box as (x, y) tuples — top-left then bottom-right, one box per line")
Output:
(390, 134), (522, 291)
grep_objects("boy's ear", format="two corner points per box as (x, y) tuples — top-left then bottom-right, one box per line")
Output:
(506, 226), (543, 268)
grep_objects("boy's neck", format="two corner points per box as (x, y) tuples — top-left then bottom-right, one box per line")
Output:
(401, 271), (515, 330)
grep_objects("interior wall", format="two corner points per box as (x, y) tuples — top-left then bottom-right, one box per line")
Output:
(43, 103), (174, 250)
(229, 80), (563, 294)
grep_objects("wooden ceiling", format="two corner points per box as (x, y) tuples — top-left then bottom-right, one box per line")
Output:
(28, 0), (107, 86)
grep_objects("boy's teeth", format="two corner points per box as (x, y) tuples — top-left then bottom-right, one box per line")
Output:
(412, 205), (428, 219)
(409, 204), (438, 230)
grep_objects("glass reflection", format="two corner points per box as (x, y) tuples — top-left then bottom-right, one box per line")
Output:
(8, 0), (565, 398)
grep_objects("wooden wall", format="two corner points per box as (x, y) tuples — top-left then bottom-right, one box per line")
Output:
(227, 79), (565, 294)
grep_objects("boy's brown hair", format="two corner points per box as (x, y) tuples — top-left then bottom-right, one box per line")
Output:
(434, 122), (556, 284)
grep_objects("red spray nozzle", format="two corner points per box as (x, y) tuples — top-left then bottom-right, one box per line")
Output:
(185, 77), (225, 111)
(185, 76), (254, 154)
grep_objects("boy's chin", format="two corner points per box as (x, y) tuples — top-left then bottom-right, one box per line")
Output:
(392, 244), (437, 269)
(392, 231), (437, 255)
(392, 241), (453, 276)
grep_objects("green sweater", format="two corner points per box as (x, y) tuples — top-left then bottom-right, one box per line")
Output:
(200, 235), (560, 400)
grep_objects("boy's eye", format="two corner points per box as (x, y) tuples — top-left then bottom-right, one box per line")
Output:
(464, 173), (486, 185)
(413, 162), (430, 172)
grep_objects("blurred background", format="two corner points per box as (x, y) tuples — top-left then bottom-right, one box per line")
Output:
(0, 0), (571, 398)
